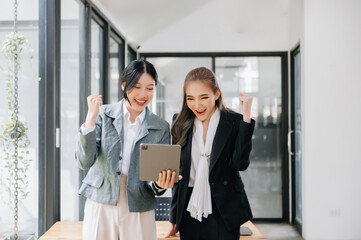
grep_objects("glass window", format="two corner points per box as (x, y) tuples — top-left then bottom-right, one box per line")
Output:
(146, 57), (212, 197)
(60, 0), (80, 222)
(108, 36), (120, 103)
(216, 57), (283, 218)
(91, 19), (102, 95)
(146, 57), (212, 124)
(0, 0), (39, 237)
(155, 84), (165, 119)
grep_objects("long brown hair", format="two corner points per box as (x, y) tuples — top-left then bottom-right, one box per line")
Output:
(171, 67), (227, 146)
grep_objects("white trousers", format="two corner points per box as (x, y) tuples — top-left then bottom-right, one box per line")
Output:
(82, 175), (157, 240)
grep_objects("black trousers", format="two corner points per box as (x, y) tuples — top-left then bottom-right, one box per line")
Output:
(179, 187), (240, 240)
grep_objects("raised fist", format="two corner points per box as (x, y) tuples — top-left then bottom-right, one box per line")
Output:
(239, 93), (253, 123)
(85, 95), (102, 127)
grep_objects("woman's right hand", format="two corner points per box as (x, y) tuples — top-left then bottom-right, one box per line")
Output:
(85, 95), (102, 128)
(239, 93), (253, 123)
(164, 222), (177, 238)
(155, 170), (183, 189)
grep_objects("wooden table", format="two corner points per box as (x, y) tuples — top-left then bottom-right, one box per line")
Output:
(39, 221), (266, 239)
(39, 222), (82, 240)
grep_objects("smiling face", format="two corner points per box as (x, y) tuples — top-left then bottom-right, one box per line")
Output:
(185, 80), (220, 123)
(122, 73), (155, 117)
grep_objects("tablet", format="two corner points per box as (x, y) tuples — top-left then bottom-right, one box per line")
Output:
(139, 144), (181, 183)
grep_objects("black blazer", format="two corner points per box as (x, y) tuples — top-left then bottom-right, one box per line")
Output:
(170, 110), (255, 232)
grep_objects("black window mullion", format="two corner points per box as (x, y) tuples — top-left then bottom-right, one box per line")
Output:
(102, 23), (109, 103)
(78, 1), (91, 221)
(118, 42), (124, 100)
(110, 30), (125, 101)
(290, 45), (302, 234)
(128, 46), (137, 62)
(120, 38), (125, 71)
(281, 52), (290, 222)
(38, 0), (61, 235)
(211, 57), (215, 72)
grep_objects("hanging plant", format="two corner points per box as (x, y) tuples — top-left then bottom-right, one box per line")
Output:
(0, 12), (37, 240)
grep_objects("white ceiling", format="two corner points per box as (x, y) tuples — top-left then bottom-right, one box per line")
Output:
(92, 0), (293, 52)
(92, 0), (213, 42)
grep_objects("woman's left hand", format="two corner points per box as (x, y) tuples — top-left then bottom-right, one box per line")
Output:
(155, 169), (182, 189)
(239, 93), (253, 123)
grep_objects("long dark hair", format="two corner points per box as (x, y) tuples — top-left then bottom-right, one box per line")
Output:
(120, 59), (158, 103)
(171, 67), (227, 146)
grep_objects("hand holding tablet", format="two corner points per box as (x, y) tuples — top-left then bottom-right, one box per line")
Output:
(139, 144), (182, 189)
(155, 169), (183, 189)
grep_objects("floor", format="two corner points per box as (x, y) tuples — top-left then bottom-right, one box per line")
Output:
(254, 223), (303, 240)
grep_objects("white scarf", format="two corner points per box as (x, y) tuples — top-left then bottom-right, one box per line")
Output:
(187, 108), (221, 222)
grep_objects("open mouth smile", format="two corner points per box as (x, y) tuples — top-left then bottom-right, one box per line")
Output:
(135, 99), (147, 106)
(195, 109), (206, 116)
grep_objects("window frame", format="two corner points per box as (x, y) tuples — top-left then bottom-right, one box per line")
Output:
(38, 0), (128, 235)
(108, 29), (125, 103)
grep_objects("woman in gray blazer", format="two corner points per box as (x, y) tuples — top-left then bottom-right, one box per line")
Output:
(76, 60), (177, 240)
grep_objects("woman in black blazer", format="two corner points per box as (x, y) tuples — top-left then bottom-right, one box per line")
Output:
(166, 67), (255, 240)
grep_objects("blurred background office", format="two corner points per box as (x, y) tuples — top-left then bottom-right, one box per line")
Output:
(0, 0), (360, 239)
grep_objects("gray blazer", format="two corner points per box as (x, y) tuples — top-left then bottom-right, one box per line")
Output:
(76, 99), (170, 212)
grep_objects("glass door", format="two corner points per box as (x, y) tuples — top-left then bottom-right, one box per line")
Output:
(143, 54), (287, 219)
(291, 46), (302, 233)
(215, 56), (284, 219)
(144, 57), (213, 197)
(145, 57), (213, 124)
(60, 0), (80, 222)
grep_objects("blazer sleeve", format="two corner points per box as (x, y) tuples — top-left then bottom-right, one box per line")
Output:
(170, 181), (179, 224)
(230, 115), (255, 171)
(76, 113), (102, 170)
(170, 112), (180, 224)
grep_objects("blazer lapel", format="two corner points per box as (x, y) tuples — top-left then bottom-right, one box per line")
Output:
(182, 126), (193, 181)
(209, 111), (234, 173)
(134, 108), (163, 144)
(112, 116), (124, 140)
(135, 124), (149, 144)
(104, 100), (124, 147)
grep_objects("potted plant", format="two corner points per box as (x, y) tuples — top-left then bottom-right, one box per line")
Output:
(0, 1), (38, 239)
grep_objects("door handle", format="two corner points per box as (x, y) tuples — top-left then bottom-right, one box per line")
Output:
(288, 130), (294, 155)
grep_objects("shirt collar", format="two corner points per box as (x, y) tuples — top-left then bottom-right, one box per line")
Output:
(123, 100), (146, 125)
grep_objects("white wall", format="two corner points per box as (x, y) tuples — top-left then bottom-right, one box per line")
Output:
(289, 0), (303, 50)
(303, 0), (361, 239)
